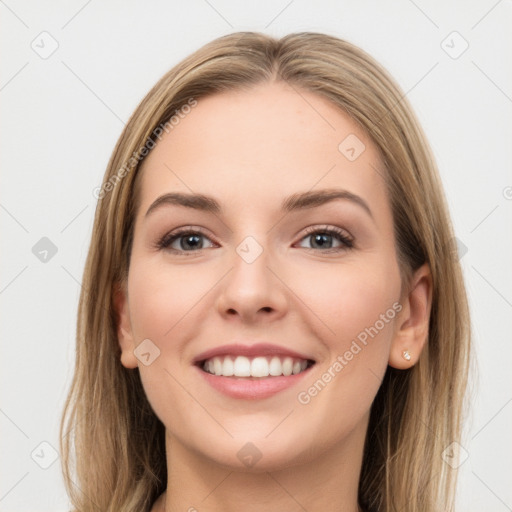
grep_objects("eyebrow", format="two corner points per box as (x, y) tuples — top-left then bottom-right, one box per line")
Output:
(145, 192), (220, 217)
(145, 188), (373, 219)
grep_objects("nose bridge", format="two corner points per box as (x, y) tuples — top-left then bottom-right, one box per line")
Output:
(230, 233), (272, 296)
(216, 233), (287, 321)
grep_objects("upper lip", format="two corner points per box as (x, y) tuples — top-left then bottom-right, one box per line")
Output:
(193, 343), (316, 364)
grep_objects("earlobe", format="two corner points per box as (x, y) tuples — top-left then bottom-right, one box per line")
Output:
(113, 281), (138, 369)
(389, 263), (432, 370)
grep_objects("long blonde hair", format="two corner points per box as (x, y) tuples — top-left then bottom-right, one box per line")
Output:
(60, 31), (471, 511)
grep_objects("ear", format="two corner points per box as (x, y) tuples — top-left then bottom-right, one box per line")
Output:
(389, 263), (432, 369)
(113, 281), (138, 369)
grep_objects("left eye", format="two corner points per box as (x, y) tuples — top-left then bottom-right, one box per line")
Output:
(296, 228), (353, 251)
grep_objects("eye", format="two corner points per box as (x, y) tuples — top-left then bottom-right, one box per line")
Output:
(296, 225), (354, 252)
(156, 227), (216, 254)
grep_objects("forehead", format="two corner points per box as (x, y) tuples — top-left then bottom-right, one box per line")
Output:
(137, 81), (387, 217)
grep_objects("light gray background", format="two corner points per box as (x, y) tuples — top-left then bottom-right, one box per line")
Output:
(1, 1), (511, 510)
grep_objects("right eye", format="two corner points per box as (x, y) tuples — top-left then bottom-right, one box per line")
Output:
(156, 228), (217, 255)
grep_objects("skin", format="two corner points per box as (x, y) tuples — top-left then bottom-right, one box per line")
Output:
(115, 81), (432, 512)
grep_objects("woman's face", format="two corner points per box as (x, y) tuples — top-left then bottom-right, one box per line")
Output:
(117, 81), (406, 471)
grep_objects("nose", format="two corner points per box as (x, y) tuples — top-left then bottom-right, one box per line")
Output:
(215, 240), (288, 324)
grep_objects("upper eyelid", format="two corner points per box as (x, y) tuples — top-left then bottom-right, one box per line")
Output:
(164, 225), (349, 238)
(301, 224), (352, 237)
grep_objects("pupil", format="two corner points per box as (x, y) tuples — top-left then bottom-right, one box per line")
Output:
(312, 233), (331, 248)
(182, 234), (202, 250)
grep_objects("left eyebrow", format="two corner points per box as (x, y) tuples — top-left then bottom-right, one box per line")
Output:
(281, 188), (373, 219)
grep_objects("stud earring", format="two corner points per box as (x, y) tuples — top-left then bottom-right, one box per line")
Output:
(402, 350), (411, 361)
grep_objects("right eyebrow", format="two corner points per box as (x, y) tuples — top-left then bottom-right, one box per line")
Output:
(145, 193), (221, 218)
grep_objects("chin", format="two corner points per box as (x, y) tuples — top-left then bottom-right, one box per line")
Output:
(196, 432), (318, 473)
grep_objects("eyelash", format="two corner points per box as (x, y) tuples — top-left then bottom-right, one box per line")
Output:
(155, 225), (354, 256)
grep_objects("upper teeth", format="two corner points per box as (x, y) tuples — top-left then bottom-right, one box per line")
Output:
(202, 356), (309, 378)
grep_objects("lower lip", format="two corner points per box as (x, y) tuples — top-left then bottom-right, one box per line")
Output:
(195, 365), (313, 400)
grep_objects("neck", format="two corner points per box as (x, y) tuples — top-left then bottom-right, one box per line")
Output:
(154, 424), (366, 512)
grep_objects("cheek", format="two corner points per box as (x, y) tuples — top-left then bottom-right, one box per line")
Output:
(125, 259), (201, 428)
(126, 257), (218, 417)
(291, 262), (400, 438)
(127, 258), (209, 341)
(293, 257), (401, 351)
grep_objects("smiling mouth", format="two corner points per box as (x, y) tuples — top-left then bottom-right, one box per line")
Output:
(197, 355), (316, 378)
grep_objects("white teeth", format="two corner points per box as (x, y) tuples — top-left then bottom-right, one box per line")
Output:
(213, 357), (222, 375)
(222, 356), (234, 376)
(202, 355), (311, 378)
(269, 356), (282, 376)
(251, 357), (269, 377)
(233, 356), (251, 377)
(282, 357), (293, 376)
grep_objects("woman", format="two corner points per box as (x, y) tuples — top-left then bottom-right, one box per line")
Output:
(60, 31), (471, 511)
